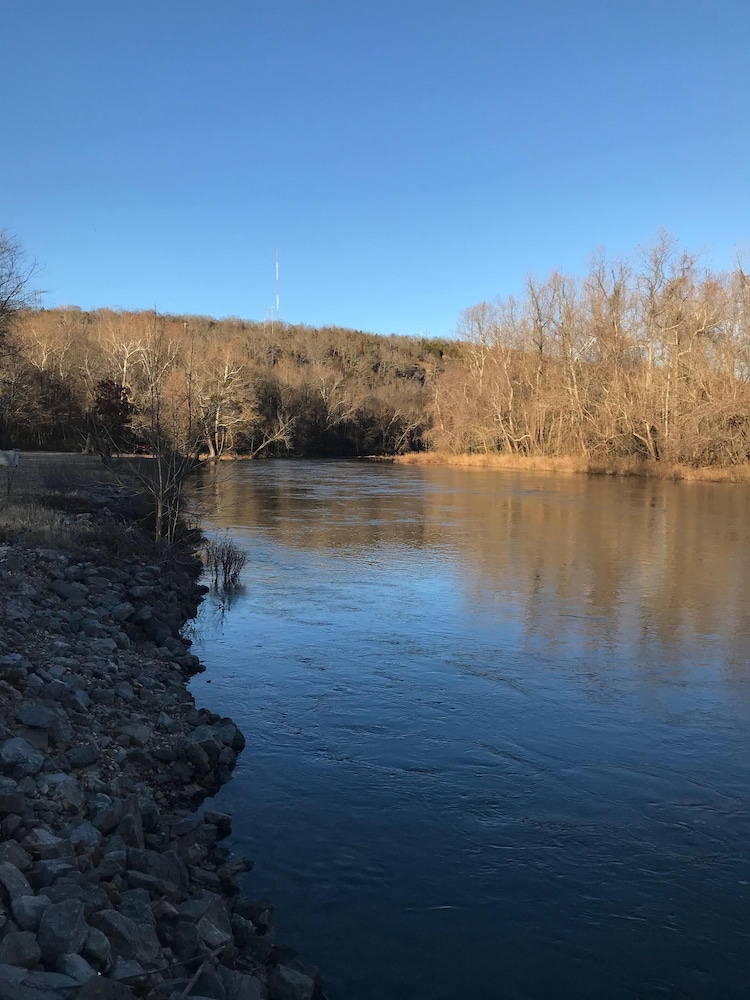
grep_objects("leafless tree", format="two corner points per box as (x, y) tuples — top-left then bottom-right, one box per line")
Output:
(0, 231), (36, 348)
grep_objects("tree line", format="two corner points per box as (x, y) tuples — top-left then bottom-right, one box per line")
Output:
(0, 300), (445, 458)
(435, 233), (750, 467)
(2, 231), (749, 468)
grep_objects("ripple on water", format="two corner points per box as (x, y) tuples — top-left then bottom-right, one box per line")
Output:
(191, 461), (750, 1000)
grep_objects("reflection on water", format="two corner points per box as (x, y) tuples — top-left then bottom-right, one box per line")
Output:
(189, 461), (750, 1000)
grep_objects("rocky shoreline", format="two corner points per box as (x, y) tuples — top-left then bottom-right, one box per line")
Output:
(0, 484), (324, 1000)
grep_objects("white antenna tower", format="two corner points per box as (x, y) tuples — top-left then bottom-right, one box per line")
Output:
(265, 248), (280, 335)
(275, 246), (280, 320)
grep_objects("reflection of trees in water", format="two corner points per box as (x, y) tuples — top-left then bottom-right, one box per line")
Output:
(193, 461), (431, 552)
(192, 462), (750, 676)
(191, 588), (247, 640)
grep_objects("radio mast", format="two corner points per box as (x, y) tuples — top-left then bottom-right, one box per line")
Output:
(275, 246), (280, 320)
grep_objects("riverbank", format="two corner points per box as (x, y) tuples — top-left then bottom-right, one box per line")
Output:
(395, 451), (750, 483)
(0, 482), (324, 1000)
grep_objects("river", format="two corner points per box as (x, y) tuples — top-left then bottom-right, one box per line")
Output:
(188, 460), (750, 1000)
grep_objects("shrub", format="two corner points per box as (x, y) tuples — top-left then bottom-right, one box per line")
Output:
(204, 536), (247, 590)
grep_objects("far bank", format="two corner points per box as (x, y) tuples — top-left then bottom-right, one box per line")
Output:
(394, 451), (750, 484)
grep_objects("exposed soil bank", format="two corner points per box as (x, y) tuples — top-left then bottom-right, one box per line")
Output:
(395, 451), (750, 483)
(0, 484), (325, 1000)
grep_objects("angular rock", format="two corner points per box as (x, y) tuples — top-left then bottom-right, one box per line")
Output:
(114, 723), (151, 748)
(190, 964), (227, 1000)
(82, 925), (112, 972)
(183, 742), (211, 773)
(110, 602), (136, 622)
(195, 894), (233, 950)
(115, 795), (144, 849)
(267, 965), (315, 1000)
(181, 726), (225, 763)
(67, 688), (91, 712)
(14, 704), (59, 730)
(112, 682), (135, 702)
(0, 787), (25, 820)
(0, 930), (42, 970)
(55, 952), (98, 983)
(67, 743), (99, 768)
(37, 898), (88, 964)
(57, 777), (85, 811)
(0, 841), (31, 872)
(26, 858), (77, 889)
(88, 908), (162, 968)
(49, 579), (87, 601)
(127, 849), (188, 892)
(92, 800), (122, 834)
(170, 919), (200, 961)
(0, 967), (80, 1000)
(69, 821), (102, 851)
(0, 738), (44, 778)
(77, 975), (136, 1000)
(230, 913), (254, 950)
(216, 719), (246, 752)
(204, 810), (232, 839)
(0, 964), (27, 999)
(117, 889), (154, 928)
(21, 828), (69, 860)
(111, 956), (146, 981)
(220, 969), (266, 1000)
(11, 894), (51, 932)
(44, 880), (108, 917)
(0, 862), (34, 903)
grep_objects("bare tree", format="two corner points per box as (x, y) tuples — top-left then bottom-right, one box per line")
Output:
(0, 231), (36, 347)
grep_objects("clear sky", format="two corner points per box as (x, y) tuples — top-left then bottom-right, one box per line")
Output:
(2, 1), (748, 338)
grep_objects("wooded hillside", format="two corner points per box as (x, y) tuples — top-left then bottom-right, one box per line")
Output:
(2, 307), (446, 457)
(3, 234), (750, 468)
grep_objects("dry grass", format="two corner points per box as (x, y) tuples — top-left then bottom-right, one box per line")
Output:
(0, 499), (69, 545)
(395, 452), (750, 483)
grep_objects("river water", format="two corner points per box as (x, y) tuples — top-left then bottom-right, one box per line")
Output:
(188, 460), (750, 1000)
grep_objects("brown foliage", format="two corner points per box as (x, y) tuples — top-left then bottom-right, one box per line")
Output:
(5, 232), (750, 472)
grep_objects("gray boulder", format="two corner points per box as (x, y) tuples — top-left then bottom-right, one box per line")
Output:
(115, 795), (144, 849)
(0, 931), (41, 970)
(267, 966), (315, 1000)
(190, 964), (226, 1000)
(195, 895), (233, 950)
(82, 925), (112, 972)
(220, 969), (266, 1000)
(110, 956), (146, 981)
(111, 602), (136, 622)
(0, 738), (44, 778)
(20, 828), (69, 860)
(114, 723), (151, 748)
(0, 840), (31, 873)
(69, 821), (102, 851)
(55, 952), (98, 983)
(14, 704), (58, 730)
(11, 893), (51, 932)
(127, 848), (188, 893)
(37, 898), (88, 964)
(88, 908), (162, 969)
(67, 743), (99, 768)
(0, 966), (80, 1000)
(77, 975), (136, 999)
(26, 858), (77, 889)
(181, 726), (225, 762)
(0, 862), (33, 903)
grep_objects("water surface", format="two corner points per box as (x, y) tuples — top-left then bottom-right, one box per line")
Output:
(189, 461), (750, 1000)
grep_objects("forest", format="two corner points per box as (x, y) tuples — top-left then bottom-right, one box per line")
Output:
(2, 232), (750, 469)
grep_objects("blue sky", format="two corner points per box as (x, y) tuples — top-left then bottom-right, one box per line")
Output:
(2, 1), (748, 338)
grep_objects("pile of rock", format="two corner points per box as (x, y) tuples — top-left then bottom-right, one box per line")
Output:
(0, 493), (324, 1000)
